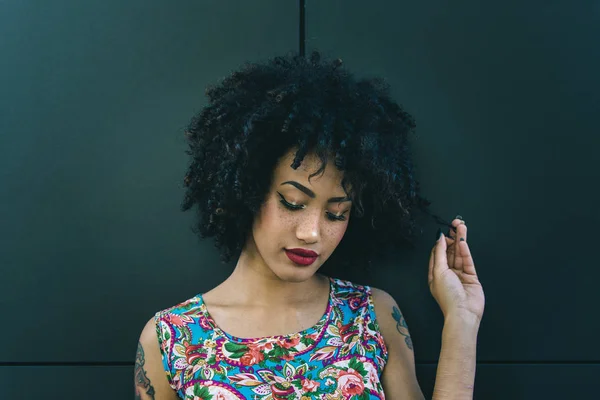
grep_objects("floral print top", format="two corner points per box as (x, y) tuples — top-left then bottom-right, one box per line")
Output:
(154, 277), (389, 399)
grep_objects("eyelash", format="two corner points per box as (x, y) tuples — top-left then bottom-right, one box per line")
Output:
(277, 193), (347, 222)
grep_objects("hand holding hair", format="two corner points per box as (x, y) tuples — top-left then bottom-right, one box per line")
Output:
(428, 216), (485, 323)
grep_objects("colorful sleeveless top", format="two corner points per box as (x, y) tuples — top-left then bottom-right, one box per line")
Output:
(154, 277), (389, 399)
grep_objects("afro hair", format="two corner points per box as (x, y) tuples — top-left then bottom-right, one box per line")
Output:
(180, 50), (450, 270)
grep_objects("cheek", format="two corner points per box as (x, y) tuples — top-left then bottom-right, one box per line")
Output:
(326, 222), (349, 247)
(257, 199), (290, 233)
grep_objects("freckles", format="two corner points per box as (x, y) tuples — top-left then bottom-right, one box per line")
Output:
(272, 202), (296, 227)
(327, 224), (347, 246)
(276, 207), (294, 224)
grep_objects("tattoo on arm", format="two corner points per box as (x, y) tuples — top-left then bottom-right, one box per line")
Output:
(134, 341), (156, 400)
(391, 306), (413, 350)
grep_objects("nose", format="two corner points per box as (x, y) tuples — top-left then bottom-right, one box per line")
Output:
(295, 209), (321, 244)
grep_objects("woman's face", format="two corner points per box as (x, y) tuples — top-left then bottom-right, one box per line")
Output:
(246, 148), (352, 283)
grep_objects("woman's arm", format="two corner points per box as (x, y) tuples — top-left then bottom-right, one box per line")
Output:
(373, 288), (480, 400)
(134, 317), (180, 400)
(373, 288), (425, 400)
(431, 311), (480, 400)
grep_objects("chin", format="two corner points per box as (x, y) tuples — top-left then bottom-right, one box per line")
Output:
(271, 264), (321, 283)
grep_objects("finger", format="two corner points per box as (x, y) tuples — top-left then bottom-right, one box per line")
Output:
(447, 222), (457, 239)
(445, 219), (463, 261)
(452, 219), (467, 241)
(444, 223), (458, 268)
(432, 231), (448, 277)
(458, 238), (478, 278)
(452, 221), (468, 269)
(445, 232), (456, 254)
(447, 217), (465, 237)
(428, 232), (444, 286)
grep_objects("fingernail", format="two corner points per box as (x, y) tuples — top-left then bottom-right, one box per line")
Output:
(455, 214), (463, 221)
(435, 228), (442, 242)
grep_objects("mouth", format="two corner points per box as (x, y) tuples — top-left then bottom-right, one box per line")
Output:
(284, 248), (318, 266)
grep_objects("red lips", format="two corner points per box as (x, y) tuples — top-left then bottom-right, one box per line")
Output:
(284, 248), (319, 266)
(286, 248), (318, 257)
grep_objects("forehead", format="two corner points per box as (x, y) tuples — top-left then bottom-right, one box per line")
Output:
(273, 149), (346, 190)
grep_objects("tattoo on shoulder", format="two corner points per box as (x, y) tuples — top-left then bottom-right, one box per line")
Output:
(391, 306), (413, 350)
(134, 341), (156, 400)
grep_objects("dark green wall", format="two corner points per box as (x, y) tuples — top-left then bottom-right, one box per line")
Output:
(1, 0), (598, 398)
(307, 1), (600, 398)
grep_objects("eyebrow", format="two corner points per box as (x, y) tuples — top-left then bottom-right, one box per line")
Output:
(280, 181), (352, 203)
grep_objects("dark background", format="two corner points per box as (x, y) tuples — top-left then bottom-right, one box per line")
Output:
(1, 0), (598, 398)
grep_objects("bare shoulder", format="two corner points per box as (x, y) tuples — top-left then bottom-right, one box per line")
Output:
(369, 287), (413, 351)
(370, 287), (397, 309)
(369, 287), (425, 399)
(134, 316), (180, 400)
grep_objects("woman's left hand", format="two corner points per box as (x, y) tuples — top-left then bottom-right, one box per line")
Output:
(428, 218), (485, 323)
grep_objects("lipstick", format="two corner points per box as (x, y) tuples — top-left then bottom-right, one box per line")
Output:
(284, 248), (318, 266)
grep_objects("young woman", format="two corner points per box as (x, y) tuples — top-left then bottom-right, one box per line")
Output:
(134, 52), (485, 400)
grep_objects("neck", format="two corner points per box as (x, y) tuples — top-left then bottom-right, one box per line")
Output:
(221, 247), (328, 307)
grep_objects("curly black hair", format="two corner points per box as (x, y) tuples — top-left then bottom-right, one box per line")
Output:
(181, 50), (451, 270)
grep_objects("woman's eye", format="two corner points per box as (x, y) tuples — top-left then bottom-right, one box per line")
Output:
(277, 193), (304, 210)
(277, 193), (347, 222)
(280, 199), (304, 211)
(327, 212), (347, 222)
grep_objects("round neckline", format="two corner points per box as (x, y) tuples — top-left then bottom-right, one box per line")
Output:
(196, 276), (335, 343)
